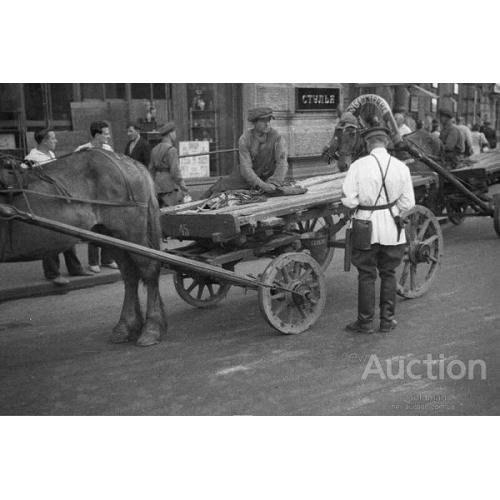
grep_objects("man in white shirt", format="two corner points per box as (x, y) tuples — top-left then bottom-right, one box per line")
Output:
(342, 126), (415, 333)
(75, 120), (117, 273)
(75, 120), (114, 152)
(25, 128), (57, 164)
(395, 113), (412, 137)
(456, 117), (473, 157)
(25, 128), (92, 285)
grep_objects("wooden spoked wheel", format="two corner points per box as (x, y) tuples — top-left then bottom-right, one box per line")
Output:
(294, 215), (335, 271)
(397, 205), (443, 299)
(258, 252), (326, 334)
(493, 194), (500, 237)
(174, 271), (231, 308)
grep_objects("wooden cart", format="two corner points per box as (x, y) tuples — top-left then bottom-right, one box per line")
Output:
(159, 172), (443, 331)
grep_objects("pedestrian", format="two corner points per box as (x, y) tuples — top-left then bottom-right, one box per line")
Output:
(75, 121), (118, 273)
(456, 117), (473, 157)
(438, 109), (465, 168)
(342, 126), (415, 334)
(150, 122), (190, 207)
(480, 121), (497, 149)
(124, 122), (151, 167)
(25, 127), (92, 285)
(431, 118), (440, 138)
(470, 124), (490, 155)
(394, 113), (412, 137)
(204, 107), (288, 197)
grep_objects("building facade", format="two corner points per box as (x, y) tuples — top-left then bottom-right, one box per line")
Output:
(1, 83), (499, 184)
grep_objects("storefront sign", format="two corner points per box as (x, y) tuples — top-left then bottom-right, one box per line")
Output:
(296, 87), (340, 111)
(179, 141), (210, 178)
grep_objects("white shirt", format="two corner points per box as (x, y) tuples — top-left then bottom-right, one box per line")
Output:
(75, 142), (113, 152)
(398, 124), (412, 136)
(25, 148), (56, 165)
(342, 147), (415, 245)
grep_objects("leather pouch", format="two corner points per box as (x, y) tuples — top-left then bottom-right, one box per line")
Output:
(351, 218), (372, 250)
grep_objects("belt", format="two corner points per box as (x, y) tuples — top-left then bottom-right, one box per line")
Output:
(358, 199), (397, 211)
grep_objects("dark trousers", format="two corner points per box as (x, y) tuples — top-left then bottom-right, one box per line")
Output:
(42, 246), (83, 280)
(88, 244), (114, 267)
(351, 243), (406, 326)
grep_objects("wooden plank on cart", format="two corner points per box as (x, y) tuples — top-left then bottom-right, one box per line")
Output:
(160, 212), (240, 240)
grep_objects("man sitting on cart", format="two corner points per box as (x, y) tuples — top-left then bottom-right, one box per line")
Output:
(205, 107), (289, 197)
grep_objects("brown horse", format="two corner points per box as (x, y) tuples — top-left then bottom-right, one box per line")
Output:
(0, 149), (167, 347)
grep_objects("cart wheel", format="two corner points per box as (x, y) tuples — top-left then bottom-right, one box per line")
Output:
(258, 252), (326, 334)
(174, 271), (231, 308)
(295, 215), (335, 271)
(445, 199), (467, 225)
(397, 205), (443, 299)
(493, 194), (500, 237)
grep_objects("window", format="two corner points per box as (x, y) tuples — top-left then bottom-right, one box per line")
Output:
(432, 83), (438, 89)
(24, 83), (45, 121)
(131, 84), (167, 100)
(24, 83), (74, 128)
(50, 83), (73, 121)
(153, 84), (166, 100)
(0, 83), (20, 121)
(454, 83), (459, 94)
(431, 98), (437, 113)
(105, 83), (125, 99)
(131, 84), (151, 100)
(81, 83), (104, 100)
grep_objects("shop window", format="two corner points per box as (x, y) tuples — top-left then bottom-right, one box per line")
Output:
(50, 83), (73, 121)
(131, 84), (151, 100)
(0, 83), (20, 121)
(81, 83), (104, 100)
(153, 84), (166, 100)
(105, 83), (125, 99)
(24, 83), (45, 120)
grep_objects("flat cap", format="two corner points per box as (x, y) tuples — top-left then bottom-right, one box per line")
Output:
(361, 126), (391, 141)
(248, 107), (274, 122)
(438, 108), (454, 119)
(158, 121), (176, 136)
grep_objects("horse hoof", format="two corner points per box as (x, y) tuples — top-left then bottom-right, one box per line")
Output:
(109, 331), (130, 344)
(110, 323), (138, 344)
(136, 331), (160, 347)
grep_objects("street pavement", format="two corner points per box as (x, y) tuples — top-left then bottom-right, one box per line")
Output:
(1, 204), (499, 415)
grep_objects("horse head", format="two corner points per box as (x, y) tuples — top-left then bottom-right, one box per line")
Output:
(325, 112), (366, 172)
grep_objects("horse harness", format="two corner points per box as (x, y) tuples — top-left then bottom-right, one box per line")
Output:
(0, 150), (147, 211)
(0, 150), (147, 260)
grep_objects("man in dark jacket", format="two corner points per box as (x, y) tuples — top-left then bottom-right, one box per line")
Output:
(480, 121), (497, 149)
(205, 107), (288, 196)
(150, 122), (189, 207)
(439, 109), (464, 168)
(124, 122), (151, 166)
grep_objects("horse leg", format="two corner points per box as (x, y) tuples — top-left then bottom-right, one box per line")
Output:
(110, 251), (144, 343)
(135, 260), (167, 347)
